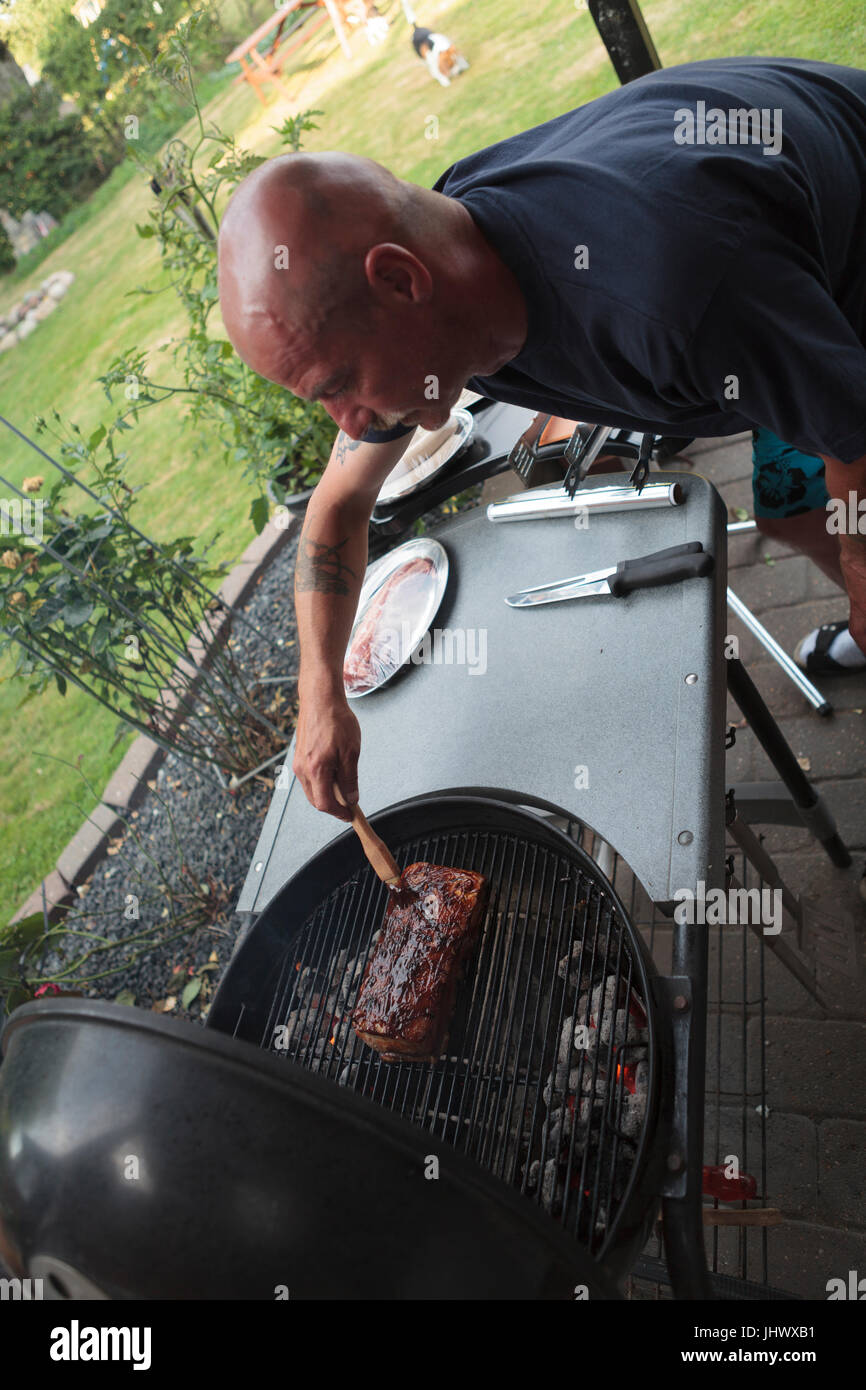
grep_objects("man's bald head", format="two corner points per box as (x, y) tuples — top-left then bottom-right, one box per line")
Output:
(217, 152), (416, 380)
(216, 148), (527, 440)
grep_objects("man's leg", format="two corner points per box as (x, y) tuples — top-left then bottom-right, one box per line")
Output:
(755, 509), (845, 589)
(751, 427), (866, 670)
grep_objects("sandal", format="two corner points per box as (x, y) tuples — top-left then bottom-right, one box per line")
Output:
(794, 621), (866, 675)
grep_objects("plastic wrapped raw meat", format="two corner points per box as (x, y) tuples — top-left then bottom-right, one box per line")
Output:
(344, 556), (436, 695)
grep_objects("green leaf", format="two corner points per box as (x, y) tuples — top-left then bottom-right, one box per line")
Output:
(181, 977), (202, 1009)
(136, 223), (156, 238)
(0, 948), (19, 980)
(249, 495), (269, 535)
(114, 989), (136, 1007)
(54, 671), (67, 696)
(4, 985), (31, 1013)
(90, 615), (113, 655)
(87, 424), (106, 451)
(62, 598), (94, 628)
(220, 340), (234, 359)
(5, 913), (47, 950)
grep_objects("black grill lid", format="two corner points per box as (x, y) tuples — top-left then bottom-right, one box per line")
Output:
(0, 998), (618, 1300)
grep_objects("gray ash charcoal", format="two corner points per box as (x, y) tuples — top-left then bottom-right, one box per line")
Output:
(544, 1105), (574, 1149)
(541, 1158), (561, 1210)
(337, 1060), (362, 1087)
(598, 1006), (643, 1047)
(330, 948), (350, 984)
(572, 1061), (596, 1094)
(575, 1094), (601, 1125)
(557, 943), (586, 990)
(557, 1015), (575, 1065)
(616, 1090), (645, 1140)
(295, 966), (315, 1000)
(338, 956), (365, 1007)
(526, 1156), (562, 1211)
(633, 1057), (649, 1099)
(590, 976), (618, 1025)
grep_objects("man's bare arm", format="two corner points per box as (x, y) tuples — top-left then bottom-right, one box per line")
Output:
(295, 533), (358, 596)
(292, 428), (414, 819)
(822, 451), (866, 653)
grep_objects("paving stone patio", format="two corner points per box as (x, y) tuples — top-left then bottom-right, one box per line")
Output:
(682, 432), (865, 1299)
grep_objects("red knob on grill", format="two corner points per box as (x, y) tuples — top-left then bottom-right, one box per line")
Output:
(701, 1164), (758, 1201)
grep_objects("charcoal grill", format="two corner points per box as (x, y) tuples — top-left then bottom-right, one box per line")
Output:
(209, 795), (672, 1279)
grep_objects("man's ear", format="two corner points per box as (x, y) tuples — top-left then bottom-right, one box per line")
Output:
(364, 243), (432, 305)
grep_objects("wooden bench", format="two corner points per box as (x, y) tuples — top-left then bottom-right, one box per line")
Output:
(225, 0), (351, 105)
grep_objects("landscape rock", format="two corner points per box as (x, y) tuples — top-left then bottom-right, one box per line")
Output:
(0, 271), (74, 353)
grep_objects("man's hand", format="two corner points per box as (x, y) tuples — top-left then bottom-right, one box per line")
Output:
(292, 426), (414, 821)
(822, 452), (866, 653)
(293, 682), (361, 821)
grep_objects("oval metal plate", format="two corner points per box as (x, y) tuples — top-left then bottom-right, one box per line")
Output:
(376, 409), (475, 505)
(344, 538), (449, 699)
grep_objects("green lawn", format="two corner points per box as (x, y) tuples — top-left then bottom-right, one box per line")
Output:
(1, 0), (864, 915)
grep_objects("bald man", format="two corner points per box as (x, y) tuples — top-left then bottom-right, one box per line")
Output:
(218, 56), (866, 823)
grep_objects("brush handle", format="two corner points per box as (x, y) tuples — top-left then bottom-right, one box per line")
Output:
(333, 782), (402, 886)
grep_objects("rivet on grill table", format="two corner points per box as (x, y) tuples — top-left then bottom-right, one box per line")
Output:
(685, 673), (699, 685)
(666, 1153), (684, 1173)
(677, 830), (693, 845)
(673, 994), (689, 1012)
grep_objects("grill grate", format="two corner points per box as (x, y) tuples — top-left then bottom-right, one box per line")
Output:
(250, 824), (654, 1255)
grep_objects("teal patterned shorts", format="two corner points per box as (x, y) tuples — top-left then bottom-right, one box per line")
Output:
(751, 426), (828, 519)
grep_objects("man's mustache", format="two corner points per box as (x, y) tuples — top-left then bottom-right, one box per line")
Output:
(370, 411), (410, 430)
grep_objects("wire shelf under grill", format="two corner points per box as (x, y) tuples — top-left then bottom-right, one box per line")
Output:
(240, 817), (658, 1258)
(586, 829), (793, 1299)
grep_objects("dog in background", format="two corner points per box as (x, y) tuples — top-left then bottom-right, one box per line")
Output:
(400, 3), (468, 87)
(411, 24), (469, 86)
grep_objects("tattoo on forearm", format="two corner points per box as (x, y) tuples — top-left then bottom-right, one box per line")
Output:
(335, 431), (363, 467)
(295, 534), (357, 595)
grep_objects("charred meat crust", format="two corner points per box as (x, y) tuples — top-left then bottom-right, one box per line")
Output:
(351, 862), (489, 1063)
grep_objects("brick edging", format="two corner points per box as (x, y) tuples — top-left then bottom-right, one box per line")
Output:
(8, 513), (298, 927)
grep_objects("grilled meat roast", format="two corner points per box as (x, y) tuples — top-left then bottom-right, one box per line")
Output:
(351, 862), (489, 1062)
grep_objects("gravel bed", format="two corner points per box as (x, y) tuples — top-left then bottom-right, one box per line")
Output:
(35, 526), (303, 1023)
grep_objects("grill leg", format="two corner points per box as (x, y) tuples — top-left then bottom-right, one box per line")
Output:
(726, 658), (851, 867)
(662, 1195), (712, 1300)
(664, 926), (712, 1300)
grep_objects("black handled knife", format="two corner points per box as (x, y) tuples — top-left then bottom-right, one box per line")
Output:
(505, 542), (714, 607)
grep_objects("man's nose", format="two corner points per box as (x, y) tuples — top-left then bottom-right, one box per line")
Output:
(326, 400), (373, 440)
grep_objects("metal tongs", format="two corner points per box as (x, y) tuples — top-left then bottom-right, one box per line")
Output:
(563, 426), (654, 496)
(508, 418), (657, 497)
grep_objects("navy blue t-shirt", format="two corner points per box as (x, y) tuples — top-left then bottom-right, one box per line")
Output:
(364, 57), (866, 462)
